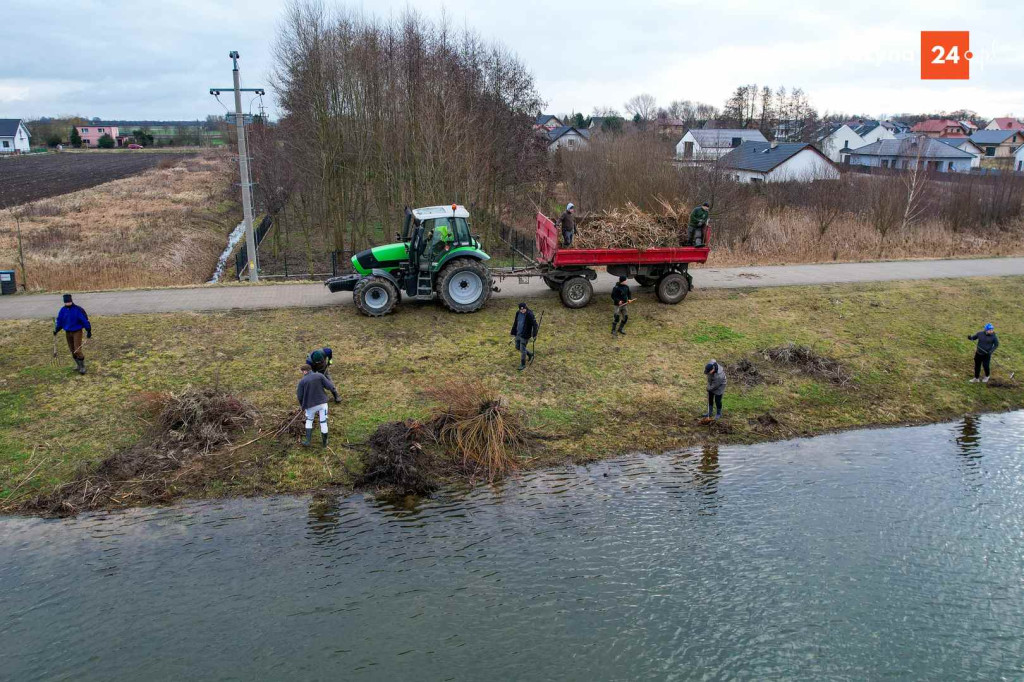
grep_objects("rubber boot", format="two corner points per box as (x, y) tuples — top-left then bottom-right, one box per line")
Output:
(321, 432), (329, 447)
(76, 359), (86, 375)
(715, 410), (722, 420)
(302, 427), (312, 446)
(612, 320), (618, 336)
(517, 362), (526, 371)
(617, 320), (627, 336)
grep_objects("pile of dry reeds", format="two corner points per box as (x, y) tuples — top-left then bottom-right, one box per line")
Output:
(760, 344), (851, 385)
(427, 380), (528, 481)
(574, 201), (683, 249)
(27, 387), (258, 517)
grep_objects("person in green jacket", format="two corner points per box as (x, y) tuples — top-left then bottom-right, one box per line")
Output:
(686, 202), (711, 247)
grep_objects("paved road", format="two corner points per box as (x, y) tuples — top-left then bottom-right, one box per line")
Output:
(4, 257), (1023, 320)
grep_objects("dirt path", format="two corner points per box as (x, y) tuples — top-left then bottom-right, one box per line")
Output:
(3, 257), (1024, 320)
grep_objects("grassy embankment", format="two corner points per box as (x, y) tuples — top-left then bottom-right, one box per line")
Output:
(0, 152), (239, 292)
(1, 276), (1023, 513)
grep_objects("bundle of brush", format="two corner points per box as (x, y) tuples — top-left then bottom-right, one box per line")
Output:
(358, 420), (435, 495)
(573, 199), (688, 249)
(134, 386), (259, 453)
(427, 379), (528, 481)
(760, 344), (851, 385)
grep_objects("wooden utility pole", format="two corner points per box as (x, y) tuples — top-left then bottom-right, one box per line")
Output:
(210, 51), (265, 282)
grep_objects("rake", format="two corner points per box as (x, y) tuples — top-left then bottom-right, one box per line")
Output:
(49, 318), (60, 367)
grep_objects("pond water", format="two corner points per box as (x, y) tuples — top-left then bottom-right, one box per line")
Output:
(3, 414), (1024, 681)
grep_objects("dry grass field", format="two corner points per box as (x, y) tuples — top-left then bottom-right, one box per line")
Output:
(705, 211), (1024, 267)
(0, 152), (240, 292)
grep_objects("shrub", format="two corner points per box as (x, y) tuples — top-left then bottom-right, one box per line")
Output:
(97, 133), (115, 149)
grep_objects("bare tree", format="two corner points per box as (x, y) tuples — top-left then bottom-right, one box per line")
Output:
(624, 93), (657, 121)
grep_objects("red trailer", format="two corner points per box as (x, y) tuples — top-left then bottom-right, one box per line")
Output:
(522, 213), (710, 309)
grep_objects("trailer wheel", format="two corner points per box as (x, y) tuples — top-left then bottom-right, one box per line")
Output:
(543, 276), (561, 291)
(635, 275), (657, 287)
(354, 276), (398, 317)
(656, 273), (688, 304)
(437, 258), (491, 313)
(560, 276), (593, 309)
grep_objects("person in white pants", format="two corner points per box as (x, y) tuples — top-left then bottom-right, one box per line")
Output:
(297, 364), (340, 447)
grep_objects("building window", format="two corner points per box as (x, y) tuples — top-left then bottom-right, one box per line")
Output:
(985, 146), (996, 157)
(81, 128), (88, 133)
(567, 138), (576, 148)
(2, 141), (9, 148)
(881, 159), (890, 168)
(98, 128), (104, 133)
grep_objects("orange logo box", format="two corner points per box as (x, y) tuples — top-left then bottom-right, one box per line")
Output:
(921, 31), (971, 80)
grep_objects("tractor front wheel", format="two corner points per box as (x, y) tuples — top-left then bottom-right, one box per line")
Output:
(438, 259), (491, 313)
(353, 276), (399, 317)
(560, 276), (593, 309)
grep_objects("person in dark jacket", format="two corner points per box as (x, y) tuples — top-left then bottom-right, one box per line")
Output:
(968, 323), (999, 383)
(686, 202), (711, 247)
(53, 294), (91, 374)
(611, 276), (634, 336)
(305, 347), (333, 378)
(297, 364), (340, 446)
(704, 359), (727, 419)
(510, 302), (539, 370)
(558, 203), (576, 247)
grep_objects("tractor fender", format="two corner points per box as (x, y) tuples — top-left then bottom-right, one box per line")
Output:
(370, 268), (401, 287)
(436, 248), (490, 271)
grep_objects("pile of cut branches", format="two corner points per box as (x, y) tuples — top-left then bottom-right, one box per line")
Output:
(574, 200), (687, 249)
(760, 344), (851, 385)
(25, 387), (259, 517)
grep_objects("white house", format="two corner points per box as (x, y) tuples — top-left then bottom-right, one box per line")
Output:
(545, 125), (589, 152)
(846, 136), (974, 173)
(985, 117), (1024, 131)
(675, 128), (767, 160)
(0, 119), (31, 154)
(816, 123), (864, 162)
(938, 138), (983, 168)
(853, 121), (897, 145)
(719, 141), (839, 183)
(533, 114), (563, 132)
(1014, 144), (1024, 172)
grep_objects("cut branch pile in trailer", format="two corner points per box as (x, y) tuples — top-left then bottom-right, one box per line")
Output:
(573, 199), (690, 249)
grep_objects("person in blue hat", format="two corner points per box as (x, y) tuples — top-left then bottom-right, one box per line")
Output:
(53, 294), (91, 375)
(968, 323), (999, 383)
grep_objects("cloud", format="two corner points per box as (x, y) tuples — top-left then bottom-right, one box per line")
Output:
(0, 0), (1020, 120)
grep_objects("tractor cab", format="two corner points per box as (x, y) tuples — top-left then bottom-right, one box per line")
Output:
(325, 204), (492, 317)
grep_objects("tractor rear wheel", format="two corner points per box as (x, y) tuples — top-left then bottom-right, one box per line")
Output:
(543, 276), (561, 290)
(656, 272), (688, 304)
(560, 276), (593, 309)
(353, 276), (398, 317)
(438, 259), (491, 313)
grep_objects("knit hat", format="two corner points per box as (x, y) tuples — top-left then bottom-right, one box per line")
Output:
(984, 323), (994, 331)
(566, 202), (575, 211)
(518, 301), (527, 309)
(618, 276), (627, 283)
(62, 294), (73, 303)
(701, 201), (710, 208)
(704, 360), (717, 374)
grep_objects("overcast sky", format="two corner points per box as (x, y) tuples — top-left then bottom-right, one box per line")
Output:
(3, 0), (1022, 122)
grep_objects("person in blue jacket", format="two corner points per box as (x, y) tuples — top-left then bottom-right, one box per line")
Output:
(54, 294), (91, 374)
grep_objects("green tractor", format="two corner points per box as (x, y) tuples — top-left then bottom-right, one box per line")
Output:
(325, 204), (493, 316)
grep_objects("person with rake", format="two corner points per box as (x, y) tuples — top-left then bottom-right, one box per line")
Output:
(510, 302), (539, 371)
(611, 276), (635, 336)
(53, 294), (91, 375)
(297, 364), (340, 447)
(968, 323), (999, 384)
(704, 359), (727, 420)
